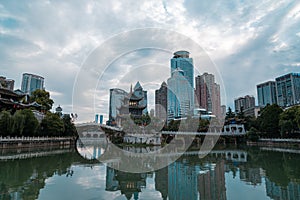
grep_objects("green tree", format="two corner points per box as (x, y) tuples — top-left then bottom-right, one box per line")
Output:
(247, 127), (259, 142)
(40, 113), (64, 136)
(11, 110), (25, 136)
(226, 107), (235, 119)
(30, 89), (54, 111)
(0, 111), (13, 136)
(62, 115), (77, 137)
(237, 106), (245, 119)
(21, 109), (39, 136)
(296, 106), (300, 128)
(257, 104), (283, 137)
(279, 106), (300, 137)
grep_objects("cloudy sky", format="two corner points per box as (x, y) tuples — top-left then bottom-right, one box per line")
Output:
(1, 0), (300, 122)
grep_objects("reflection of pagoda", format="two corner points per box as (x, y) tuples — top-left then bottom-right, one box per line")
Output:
(105, 167), (147, 200)
(116, 85), (147, 126)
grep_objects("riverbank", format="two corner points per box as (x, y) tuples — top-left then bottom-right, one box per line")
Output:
(0, 136), (76, 149)
(247, 138), (300, 148)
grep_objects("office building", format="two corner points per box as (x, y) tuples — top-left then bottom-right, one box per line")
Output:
(170, 51), (194, 109)
(234, 95), (255, 113)
(0, 76), (15, 91)
(21, 73), (44, 95)
(171, 51), (194, 88)
(195, 73), (221, 118)
(95, 114), (99, 123)
(155, 82), (168, 121)
(133, 81), (148, 114)
(108, 88), (128, 123)
(221, 105), (226, 118)
(257, 81), (277, 107)
(275, 73), (300, 107)
(167, 68), (194, 121)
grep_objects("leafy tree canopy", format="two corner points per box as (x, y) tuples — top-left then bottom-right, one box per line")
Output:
(30, 89), (54, 111)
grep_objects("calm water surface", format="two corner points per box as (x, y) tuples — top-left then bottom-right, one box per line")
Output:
(0, 144), (299, 200)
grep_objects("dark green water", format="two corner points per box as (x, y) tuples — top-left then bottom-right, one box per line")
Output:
(0, 144), (299, 200)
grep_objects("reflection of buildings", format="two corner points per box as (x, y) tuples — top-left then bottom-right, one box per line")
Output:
(265, 178), (300, 200)
(239, 167), (262, 186)
(198, 160), (227, 200)
(168, 160), (200, 200)
(105, 167), (147, 200)
(155, 167), (168, 200)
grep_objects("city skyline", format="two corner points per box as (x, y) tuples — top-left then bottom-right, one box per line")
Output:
(1, 1), (300, 122)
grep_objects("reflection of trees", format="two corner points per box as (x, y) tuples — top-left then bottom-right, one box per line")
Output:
(246, 148), (300, 187)
(0, 149), (88, 199)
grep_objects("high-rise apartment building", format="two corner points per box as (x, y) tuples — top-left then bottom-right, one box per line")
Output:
(21, 73), (44, 95)
(195, 73), (221, 118)
(257, 81), (277, 107)
(234, 95), (255, 113)
(275, 73), (300, 107)
(221, 105), (226, 118)
(155, 82), (168, 121)
(0, 76), (14, 91)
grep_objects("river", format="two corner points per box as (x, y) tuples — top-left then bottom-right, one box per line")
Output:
(0, 141), (299, 200)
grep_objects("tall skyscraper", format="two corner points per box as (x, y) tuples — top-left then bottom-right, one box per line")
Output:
(133, 81), (148, 114)
(195, 73), (221, 118)
(275, 73), (300, 107)
(108, 88), (128, 122)
(234, 95), (255, 113)
(21, 73), (44, 95)
(155, 82), (168, 121)
(221, 105), (226, 118)
(170, 51), (194, 109)
(167, 68), (194, 121)
(257, 81), (277, 107)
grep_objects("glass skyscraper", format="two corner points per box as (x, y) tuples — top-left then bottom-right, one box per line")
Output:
(275, 73), (300, 107)
(168, 51), (194, 121)
(257, 81), (277, 107)
(108, 88), (128, 122)
(167, 68), (194, 121)
(21, 73), (44, 95)
(170, 51), (194, 89)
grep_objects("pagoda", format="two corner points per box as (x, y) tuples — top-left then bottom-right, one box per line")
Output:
(116, 85), (146, 126)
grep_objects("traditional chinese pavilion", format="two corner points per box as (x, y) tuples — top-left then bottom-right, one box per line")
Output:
(116, 86), (146, 126)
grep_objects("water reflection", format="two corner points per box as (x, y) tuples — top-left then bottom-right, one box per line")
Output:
(0, 144), (299, 199)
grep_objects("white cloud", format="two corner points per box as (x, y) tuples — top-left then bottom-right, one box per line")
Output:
(0, 0), (300, 120)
